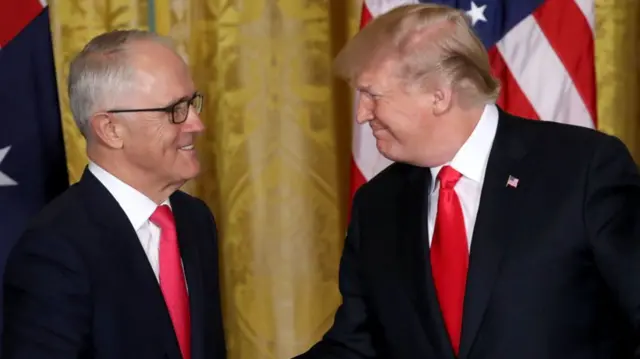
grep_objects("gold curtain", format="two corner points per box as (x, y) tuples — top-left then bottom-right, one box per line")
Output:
(595, 0), (640, 162)
(48, 0), (640, 358)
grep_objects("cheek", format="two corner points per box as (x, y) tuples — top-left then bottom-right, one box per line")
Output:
(133, 126), (178, 161)
(381, 103), (419, 133)
(152, 126), (180, 154)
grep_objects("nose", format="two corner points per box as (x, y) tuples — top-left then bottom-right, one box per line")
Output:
(183, 107), (205, 133)
(355, 94), (374, 124)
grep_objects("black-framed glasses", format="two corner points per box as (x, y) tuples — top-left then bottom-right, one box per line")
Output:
(107, 92), (204, 124)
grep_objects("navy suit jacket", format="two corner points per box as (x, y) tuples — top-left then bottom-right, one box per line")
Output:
(1, 169), (227, 359)
(296, 109), (640, 359)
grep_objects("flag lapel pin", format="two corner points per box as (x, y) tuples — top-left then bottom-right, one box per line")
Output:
(506, 175), (519, 188)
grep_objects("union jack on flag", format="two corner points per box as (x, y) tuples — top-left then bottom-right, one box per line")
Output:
(350, 0), (595, 205)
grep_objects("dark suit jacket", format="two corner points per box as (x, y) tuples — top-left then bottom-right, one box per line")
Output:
(296, 110), (640, 359)
(1, 169), (227, 359)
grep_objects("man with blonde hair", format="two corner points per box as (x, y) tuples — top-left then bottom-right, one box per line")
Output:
(296, 3), (640, 359)
(2, 30), (226, 359)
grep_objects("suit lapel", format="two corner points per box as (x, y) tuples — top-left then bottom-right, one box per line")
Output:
(458, 113), (531, 359)
(78, 169), (183, 359)
(396, 166), (456, 359)
(171, 193), (206, 359)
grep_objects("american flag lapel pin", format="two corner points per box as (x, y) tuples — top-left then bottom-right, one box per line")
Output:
(506, 175), (519, 188)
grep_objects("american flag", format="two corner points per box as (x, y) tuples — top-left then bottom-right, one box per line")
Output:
(350, 0), (595, 205)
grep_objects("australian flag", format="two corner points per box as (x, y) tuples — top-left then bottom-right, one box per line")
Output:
(0, 0), (69, 312)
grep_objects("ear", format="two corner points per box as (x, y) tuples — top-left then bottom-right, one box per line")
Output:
(88, 112), (125, 149)
(431, 83), (453, 116)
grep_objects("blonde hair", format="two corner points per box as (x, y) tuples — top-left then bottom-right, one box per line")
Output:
(334, 3), (500, 104)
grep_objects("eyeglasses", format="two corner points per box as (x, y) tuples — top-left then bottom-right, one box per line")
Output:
(106, 92), (204, 124)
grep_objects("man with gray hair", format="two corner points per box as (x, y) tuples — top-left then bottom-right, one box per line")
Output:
(2, 30), (226, 359)
(296, 3), (640, 359)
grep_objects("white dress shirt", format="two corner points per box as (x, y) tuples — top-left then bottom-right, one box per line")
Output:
(88, 161), (168, 281)
(427, 104), (499, 250)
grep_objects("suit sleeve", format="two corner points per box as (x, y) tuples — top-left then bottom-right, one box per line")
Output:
(294, 194), (379, 359)
(584, 135), (640, 345)
(1, 229), (91, 358)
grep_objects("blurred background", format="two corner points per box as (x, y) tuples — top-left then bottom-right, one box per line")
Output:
(2, 0), (640, 358)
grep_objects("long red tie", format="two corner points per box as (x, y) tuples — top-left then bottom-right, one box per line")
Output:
(430, 166), (469, 356)
(150, 205), (191, 359)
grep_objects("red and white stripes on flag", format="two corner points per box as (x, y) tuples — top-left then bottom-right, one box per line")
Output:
(349, 0), (596, 210)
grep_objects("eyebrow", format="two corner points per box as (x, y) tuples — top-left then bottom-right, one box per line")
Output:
(164, 92), (196, 108)
(357, 86), (383, 97)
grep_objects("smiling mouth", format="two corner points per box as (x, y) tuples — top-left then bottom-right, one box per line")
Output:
(370, 120), (386, 131)
(179, 144), (195, 150)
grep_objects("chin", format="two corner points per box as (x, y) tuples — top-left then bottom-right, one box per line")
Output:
(178, 160), (201, 181)
(377, 142), (415, 165)
(185, 165), (201, 180)
(376, 140), (398, 161)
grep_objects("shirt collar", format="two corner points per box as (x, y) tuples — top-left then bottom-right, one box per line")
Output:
(430, 103), (499, 190)
(88, 161), (171, 230)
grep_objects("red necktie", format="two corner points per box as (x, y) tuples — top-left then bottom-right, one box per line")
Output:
(150, 205), (191, 359)
(430, 166), (469, 355)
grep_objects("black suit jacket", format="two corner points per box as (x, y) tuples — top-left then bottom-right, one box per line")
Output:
(1, 169), (227, 359)
(296, 110), (640, 359)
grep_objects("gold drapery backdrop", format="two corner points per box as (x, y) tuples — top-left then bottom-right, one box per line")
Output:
(48, 0), (640, 358)
(595, 0), (640, 159)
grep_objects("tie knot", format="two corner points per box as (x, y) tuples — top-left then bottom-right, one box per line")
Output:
(150, 205), (175, 232)
(437, 165), (462, 190)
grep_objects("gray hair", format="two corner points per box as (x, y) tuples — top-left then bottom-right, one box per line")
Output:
(67, 29), (176, 137)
